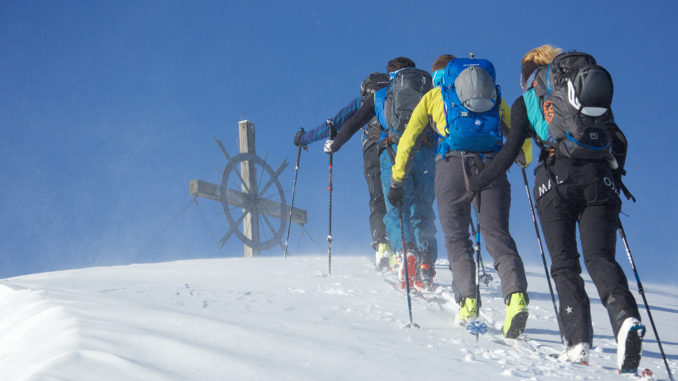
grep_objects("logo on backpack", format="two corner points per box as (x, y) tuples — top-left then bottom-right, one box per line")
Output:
(567, 80), (581, 110)
(437, 58), (503, 155)
(384, 68), (433, 144)
(538, 51), (615, 160)
(542, 100), (555, 124)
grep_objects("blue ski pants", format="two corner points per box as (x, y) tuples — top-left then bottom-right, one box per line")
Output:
(379, 145), (437, 261)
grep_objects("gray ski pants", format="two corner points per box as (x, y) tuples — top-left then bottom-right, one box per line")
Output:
(434, 154), (528, 304)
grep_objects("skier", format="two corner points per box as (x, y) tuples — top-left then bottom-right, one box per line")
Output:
(387, 54), (531, 339)
(326, 57), (438, 289)
(294, 73), (395, 270)
(469, 45), (645, 372)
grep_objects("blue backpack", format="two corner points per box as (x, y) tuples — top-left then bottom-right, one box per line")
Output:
(437, 58), (503, 156)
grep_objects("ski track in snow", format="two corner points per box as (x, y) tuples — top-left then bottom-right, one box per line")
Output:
(0, 256), (676, 380)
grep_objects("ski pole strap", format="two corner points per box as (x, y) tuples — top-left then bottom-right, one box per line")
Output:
(537, 147), (556, 165)
(617, 177), (636, 202)
(454, 151), (485, 194)
(386, 142), (396, 164)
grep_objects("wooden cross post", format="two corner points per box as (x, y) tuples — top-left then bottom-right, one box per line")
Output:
(238, 121), (259, 257)
(189, 120), (307, 257)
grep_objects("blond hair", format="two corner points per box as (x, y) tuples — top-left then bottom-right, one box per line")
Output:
(520, 45), (562, 88)
(522, 44), (562, 66)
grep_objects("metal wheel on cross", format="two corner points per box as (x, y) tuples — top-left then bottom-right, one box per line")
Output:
(189, 120), (307, 257)
(216, 139), (288, 252)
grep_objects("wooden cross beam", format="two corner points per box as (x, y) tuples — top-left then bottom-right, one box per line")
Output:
(188, 181), (307, 225)
(189, 120), (307, 257)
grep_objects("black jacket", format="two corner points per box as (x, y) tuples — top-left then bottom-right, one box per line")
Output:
(475, 95), (628, 191)
(330, 94), (377, 152)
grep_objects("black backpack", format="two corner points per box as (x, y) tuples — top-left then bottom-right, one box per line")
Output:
(361, 72), (389, 96)
(534, 52), (615, 160)
(360, 73), (389, 143)
(384, 68), (433, 144)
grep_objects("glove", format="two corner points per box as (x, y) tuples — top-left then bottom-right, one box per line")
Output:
(293, 128), (307, 149)
(323, 139), (335, 154)
(515, 150), (528, 168)
(387, 184), (405, 207)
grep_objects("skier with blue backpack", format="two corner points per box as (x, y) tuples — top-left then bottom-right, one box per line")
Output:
(327, 57), (439, 290)
(294, 73), (395, 270)
(387, 54), (532, 339)
(469, 45), (645, 373)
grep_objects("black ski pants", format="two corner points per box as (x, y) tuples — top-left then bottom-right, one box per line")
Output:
(362, 139), (387, 247)
(435, 153), (528, 304)
(534, 158), (640, 346)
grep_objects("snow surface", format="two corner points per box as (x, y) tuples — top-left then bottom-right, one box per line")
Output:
(1, 256), (676, 381)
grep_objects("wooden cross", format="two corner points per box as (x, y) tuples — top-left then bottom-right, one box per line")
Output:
(189, 120), (307, 257)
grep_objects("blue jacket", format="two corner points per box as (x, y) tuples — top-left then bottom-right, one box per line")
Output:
(300, 97), (361, 146)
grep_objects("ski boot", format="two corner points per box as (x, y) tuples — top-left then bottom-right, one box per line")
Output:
(503, 292), (529, 338)
(388, 248), (399, 271)
(374, 242), (393, 271)
(559, 342), (590, 365)
(396, 248), (417, 289)
(617, 317), (645, 374)
(415, 252), (436, 290)
(454, 297), (477, 326)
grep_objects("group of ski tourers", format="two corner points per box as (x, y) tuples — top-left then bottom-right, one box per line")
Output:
(292, 45), (648, 375)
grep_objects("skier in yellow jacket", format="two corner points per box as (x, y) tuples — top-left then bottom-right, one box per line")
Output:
(387, 54), (532, 338)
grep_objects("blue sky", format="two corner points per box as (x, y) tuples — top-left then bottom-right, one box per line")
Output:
(1, 1), (677, 285)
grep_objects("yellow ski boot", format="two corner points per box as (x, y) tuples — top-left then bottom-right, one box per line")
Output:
(454, 297), (477, 325)
(503, 292), (529, 338)
(375, 242), (393, 271)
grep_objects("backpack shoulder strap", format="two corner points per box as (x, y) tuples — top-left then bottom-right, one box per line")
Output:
(546, 62), (553, 95)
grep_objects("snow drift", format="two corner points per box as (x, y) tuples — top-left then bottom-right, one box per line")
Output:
(1, 256), (676, 380)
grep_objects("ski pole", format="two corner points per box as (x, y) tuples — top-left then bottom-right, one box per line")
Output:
(469, 222), (492, 285)
(387, 144), (417, 328)
(327, 120), (336, 276)
(283, 131), (303, 258)
(521, 167), (561, 334)
(472, 192), (483, 340)
(618, 219), (674, 381)
(398, 206), (418, 328)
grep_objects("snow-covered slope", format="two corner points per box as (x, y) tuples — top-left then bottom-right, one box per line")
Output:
(1, 256), (676, 380)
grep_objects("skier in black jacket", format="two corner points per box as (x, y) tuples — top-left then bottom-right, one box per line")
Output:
(294, 73), (395, 270)
(469, 44), (645, 373)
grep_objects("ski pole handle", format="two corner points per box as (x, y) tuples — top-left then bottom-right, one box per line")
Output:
(327, 119), (336, 140)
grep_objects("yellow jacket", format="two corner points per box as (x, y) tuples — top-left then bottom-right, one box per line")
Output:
(391, 87), (532, 183)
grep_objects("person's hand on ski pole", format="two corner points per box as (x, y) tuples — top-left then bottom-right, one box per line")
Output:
(293, 128), (308, 150)
(323, 139), (335, 154)
(387, 181), (405, 207)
